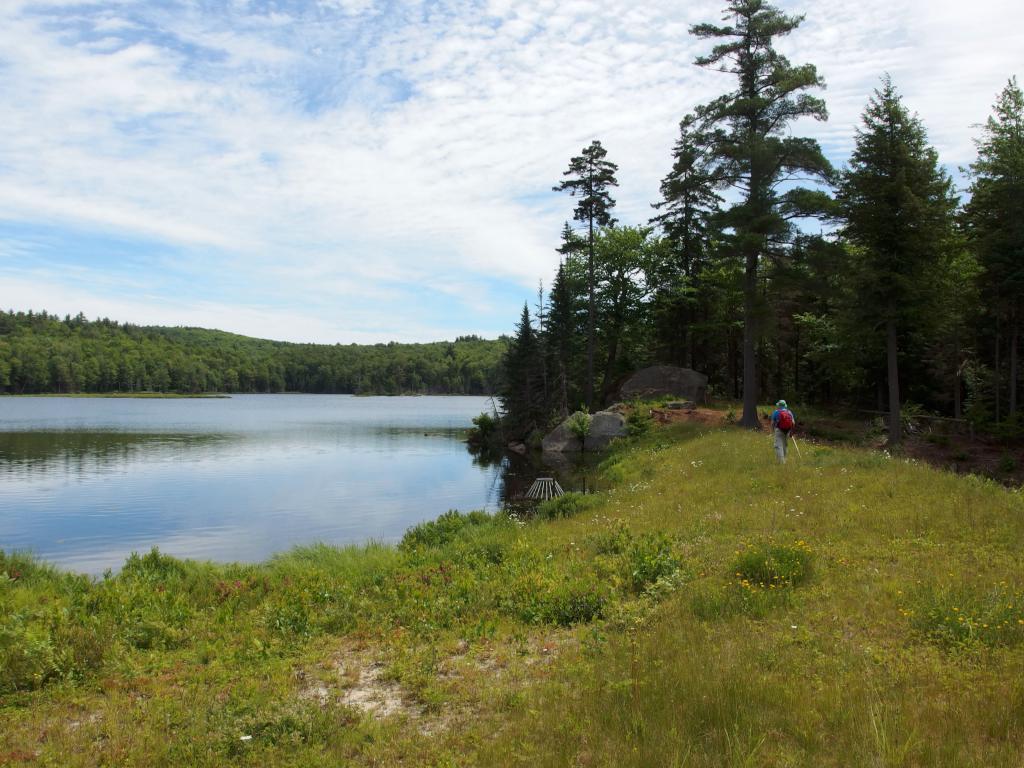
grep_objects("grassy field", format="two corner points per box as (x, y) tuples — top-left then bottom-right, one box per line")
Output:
(2, 417), (1024, 766)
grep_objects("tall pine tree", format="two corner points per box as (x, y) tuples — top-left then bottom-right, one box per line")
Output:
(553, 140), (619, 410)
(690, 0), (832, 428)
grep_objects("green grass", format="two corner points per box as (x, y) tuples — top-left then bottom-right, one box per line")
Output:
(3, 421), (1024, 765)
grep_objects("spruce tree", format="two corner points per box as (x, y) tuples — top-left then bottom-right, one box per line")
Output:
(545, 260), (584, 418)
(690, 0), (832, 428)
(650, 114), (723, 367)
(499, 304), (545, 438)
(553, 140), (619, 410)
(839, 77), (958, 445)
(965, 77), (1024, 418)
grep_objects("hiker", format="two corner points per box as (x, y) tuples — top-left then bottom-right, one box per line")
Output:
(769, 400), (796, 464)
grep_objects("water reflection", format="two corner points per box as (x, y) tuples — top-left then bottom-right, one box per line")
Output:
(0, 396), (502, 574)
(472, 446), (607, 506)
(0, 396), (614, 574)
(0, 431), (230, 480)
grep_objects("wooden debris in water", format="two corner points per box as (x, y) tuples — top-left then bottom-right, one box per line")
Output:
(525, 477), (564, 500)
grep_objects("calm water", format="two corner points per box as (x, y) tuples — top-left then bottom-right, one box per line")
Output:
(0, 395), (508, 574)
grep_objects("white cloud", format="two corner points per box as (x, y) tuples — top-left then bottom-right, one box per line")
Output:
(0, 0), (1021, 339)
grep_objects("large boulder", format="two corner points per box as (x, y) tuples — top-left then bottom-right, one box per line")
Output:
(541, 410), (628, 453)
(616, 365), (708, 404)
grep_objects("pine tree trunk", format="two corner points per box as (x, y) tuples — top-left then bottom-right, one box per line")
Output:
(887, 316), (901, 446)
(793, 325), (800, 400)
(775, 339), (783, 400)
(740, 250), (760, 428)
(995, 317), (1002, 423)
(953, 334), (962, 420)
(586, 219), (595, 411)
(1011, 306), (1018, 417)
(600, 331), (620, 405)
(729, 332), (739, 399)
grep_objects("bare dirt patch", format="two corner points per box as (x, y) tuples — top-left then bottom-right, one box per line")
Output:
(296, 652), (418, 721)
(337, 663), (407, 719)
(649, 406), (726, 428)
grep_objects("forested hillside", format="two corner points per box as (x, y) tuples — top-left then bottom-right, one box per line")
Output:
(0, 310), (505, 395)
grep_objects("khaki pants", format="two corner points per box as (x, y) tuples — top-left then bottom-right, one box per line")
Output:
(774, 428), (789, 464)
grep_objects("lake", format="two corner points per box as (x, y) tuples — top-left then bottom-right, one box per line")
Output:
(0, 395), (513, 574)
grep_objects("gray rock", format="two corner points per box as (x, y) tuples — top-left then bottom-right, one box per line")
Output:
(665, 400), (697, 411)
(541, 410), (628, 453)
(616, 366), (708, 404)
(540, 420), (578, 453)
(584, 410), (628, 451)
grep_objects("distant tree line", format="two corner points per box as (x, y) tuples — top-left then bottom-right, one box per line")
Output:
(0, 311), (505, 396)
(501, 0), (1023, 446)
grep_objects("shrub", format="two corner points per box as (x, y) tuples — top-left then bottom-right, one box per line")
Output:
(732, 540), (813, 588)
(264, 601), (311, 639)
(121, 547), (190, 583)
(400, 510), (494, 550)
(567, 410), (592, 447)
(508, 577), (607, 626)
(0, 618), (57, 693)
(468, 411), (498, 444)
(587, 520), (633, 556)
(623, 532), (679, 594)
(626, 408), (652, 437)
(122, 617), (186, 650)
(543, 583), (606, 626)
(536, 492), (588, 520)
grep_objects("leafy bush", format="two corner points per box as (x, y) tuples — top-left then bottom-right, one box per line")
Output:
(587, 520), (633, 556)
(0, 607), (108, 693)
(732, 540), (813, 588)
(468, 411), (498, 444)
(506, 576), (607, 626)
(399, 509), (494, 550)
(0, 617), (57, 693)
(536, 492), (588, 520)
(121, 547), (190, 583)
(626, 408), (652, 437)
(623, 532), (680, 594)
(565, 409), (591, 444)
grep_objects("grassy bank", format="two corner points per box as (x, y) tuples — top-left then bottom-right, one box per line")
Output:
(3, 420), (1024, 766)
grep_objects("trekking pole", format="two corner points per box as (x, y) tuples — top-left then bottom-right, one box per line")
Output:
(790, 434), (803, 458)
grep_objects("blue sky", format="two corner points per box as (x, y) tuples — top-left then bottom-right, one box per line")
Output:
(1, 0), (1021, 343)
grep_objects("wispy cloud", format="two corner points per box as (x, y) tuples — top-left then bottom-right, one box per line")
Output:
(0, 0), (1020, 341)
